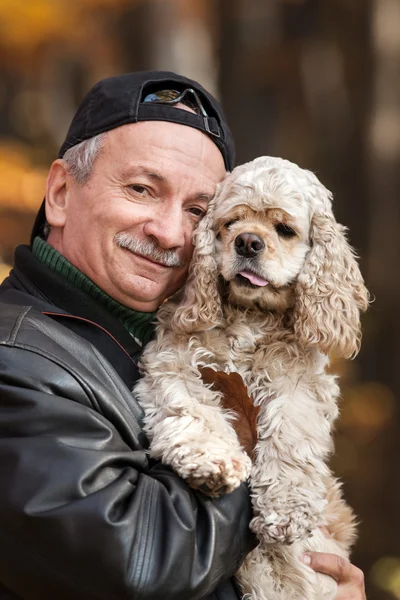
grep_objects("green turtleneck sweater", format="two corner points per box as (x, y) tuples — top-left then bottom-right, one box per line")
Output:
(32, 236), (157, 347)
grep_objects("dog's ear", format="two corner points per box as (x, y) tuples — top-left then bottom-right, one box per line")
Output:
(171, 196), (223, 333)
(293, 198), (369, 358)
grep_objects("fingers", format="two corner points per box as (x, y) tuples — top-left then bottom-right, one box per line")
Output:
(304, 552), (366, 599)
(304, 553), (356, 583)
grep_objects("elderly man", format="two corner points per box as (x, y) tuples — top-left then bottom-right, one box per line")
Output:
(0, 71), (365, 600)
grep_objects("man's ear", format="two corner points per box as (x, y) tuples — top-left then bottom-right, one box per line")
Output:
(45, 159), (69, 227)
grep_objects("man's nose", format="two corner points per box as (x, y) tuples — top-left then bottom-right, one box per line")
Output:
(144, 204), (186, 249)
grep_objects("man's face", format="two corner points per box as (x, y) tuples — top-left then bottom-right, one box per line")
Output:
(46, 120), (226, 311)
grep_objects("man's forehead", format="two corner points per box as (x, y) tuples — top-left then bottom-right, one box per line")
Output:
(103, 122), (225, 181)
(106, 119), (219, 157)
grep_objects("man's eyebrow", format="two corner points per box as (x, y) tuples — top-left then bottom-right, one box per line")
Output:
(123, 166), (166, 183)
(196, 193), (212, 202)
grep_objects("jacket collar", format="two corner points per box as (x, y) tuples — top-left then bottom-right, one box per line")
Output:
(0, 245), (144, 388)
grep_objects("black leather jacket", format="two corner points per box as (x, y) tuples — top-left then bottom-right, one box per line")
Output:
(0, 246), (256, 600)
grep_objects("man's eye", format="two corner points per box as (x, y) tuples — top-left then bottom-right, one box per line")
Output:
(189, 207), (206, 219)
(275, 223), (296, 238)
(129, 184), (148, 195)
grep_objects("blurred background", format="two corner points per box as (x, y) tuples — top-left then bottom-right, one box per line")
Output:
(0, 0), (399, 597)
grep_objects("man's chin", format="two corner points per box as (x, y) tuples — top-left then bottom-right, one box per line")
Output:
(115, 275), (186, 311)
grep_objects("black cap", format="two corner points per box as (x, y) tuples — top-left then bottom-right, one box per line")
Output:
(31, 71), (235, 243)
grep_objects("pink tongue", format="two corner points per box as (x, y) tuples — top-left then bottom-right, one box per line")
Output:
(239, 271), (269, 286)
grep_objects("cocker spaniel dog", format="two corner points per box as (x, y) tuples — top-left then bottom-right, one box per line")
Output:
(135, 156), (369, 600)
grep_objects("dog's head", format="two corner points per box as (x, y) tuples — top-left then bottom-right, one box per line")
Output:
(213, 158), (313, 313)
(172, 156), (369, 357)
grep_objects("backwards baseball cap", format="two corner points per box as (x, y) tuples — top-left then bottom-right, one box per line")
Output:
(31, 71), (235, 243)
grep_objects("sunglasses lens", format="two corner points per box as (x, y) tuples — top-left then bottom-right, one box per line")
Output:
(143, 90), (182, 103)
(143, 88), (206, 116)
(141, 88), (218, 136)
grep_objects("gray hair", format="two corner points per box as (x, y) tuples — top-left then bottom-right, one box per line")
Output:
(62, 132), (107, 184)
(42, 133), (106, 238)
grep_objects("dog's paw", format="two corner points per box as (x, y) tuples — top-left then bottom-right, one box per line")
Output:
(169, 446), (252, 496)
(250, 503), (323, 544)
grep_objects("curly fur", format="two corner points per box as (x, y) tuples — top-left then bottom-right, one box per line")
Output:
(135, 156), (369, 600)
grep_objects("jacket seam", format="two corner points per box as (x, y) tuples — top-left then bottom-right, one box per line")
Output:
(137, 477), (158, 594)
(92, 345), (145, 426)
(129, 476), (156, 597)
(2, 306), (31, 345)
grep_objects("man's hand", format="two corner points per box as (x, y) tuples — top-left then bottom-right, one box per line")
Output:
(200, 368), (260, 458)
(303, 553), (366, 599)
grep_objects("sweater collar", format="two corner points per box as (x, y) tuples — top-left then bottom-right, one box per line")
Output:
(32, 237), (157, 347)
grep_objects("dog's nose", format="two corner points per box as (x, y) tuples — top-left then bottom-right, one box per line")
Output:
(235, 233), (265, 257)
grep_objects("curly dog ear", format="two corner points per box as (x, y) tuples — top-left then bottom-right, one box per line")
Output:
(171, 196), (223, 333)
(293, 196), (369, 358)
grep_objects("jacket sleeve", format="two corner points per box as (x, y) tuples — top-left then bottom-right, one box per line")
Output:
(0, 345), (257, 600)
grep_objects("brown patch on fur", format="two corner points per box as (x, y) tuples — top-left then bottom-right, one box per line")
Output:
(324, 476), (358, 552)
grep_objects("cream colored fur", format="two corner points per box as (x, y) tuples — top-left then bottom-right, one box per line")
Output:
(135, 156), (369, 600)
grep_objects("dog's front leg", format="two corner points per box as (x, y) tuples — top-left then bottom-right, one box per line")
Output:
(248, 381), (336, 544)
(250, 477), (356, 600)
(135, 352), (251, 495)
(249, 441), (328, 544)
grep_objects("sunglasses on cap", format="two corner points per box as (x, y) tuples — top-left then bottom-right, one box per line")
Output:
(142, 88), (221, 138)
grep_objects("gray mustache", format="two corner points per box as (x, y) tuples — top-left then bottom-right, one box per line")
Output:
(114, 233), (185, 268)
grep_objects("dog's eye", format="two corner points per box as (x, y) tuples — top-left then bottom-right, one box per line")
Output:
(224, 218), (239, 229)
(276, 223), (296, 238)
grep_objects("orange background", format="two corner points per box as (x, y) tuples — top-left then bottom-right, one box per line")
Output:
(0, 2), (399, 597)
